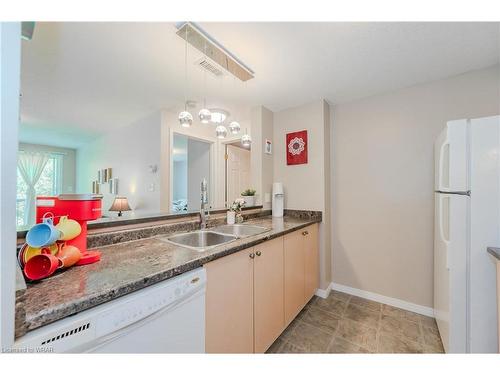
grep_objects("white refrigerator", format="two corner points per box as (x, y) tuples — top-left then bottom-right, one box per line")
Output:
(434, 115), (500, 353)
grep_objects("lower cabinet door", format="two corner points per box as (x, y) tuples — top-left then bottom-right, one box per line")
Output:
(204, 248), (254, 353)
(253, 237), (285, 353)
(284, 230), (305, 325)
(304, 224), (319, 301)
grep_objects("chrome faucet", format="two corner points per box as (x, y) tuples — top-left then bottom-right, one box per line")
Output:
(200, 178), (209, 230)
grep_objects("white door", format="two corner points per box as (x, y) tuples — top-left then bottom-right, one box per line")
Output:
(226, 145), (250, 206)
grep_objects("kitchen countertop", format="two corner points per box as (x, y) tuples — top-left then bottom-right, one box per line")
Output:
(18, 213), (321, 336)
(487, 247), (500, 261)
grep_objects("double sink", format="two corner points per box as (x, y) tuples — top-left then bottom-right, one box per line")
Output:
(164, 224), (270, 251)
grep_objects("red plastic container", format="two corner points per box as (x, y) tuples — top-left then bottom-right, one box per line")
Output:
(36, 194), (103, 265)
(24, 254), (62, 281)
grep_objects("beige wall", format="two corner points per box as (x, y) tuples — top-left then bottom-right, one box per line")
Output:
(331, 65), (500, 307)
(274, 99), (332, 288)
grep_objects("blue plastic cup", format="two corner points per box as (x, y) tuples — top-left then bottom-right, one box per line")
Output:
(26, 217), (62, 248)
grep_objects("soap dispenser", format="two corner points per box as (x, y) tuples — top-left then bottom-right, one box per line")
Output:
(272, 182), (284, 218)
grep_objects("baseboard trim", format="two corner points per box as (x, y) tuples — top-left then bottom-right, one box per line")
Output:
(330, 282), (434, 318)
(315, 284), (332, 299)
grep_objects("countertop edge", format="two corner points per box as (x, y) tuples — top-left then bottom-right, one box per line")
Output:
(487, 247), (500, 261)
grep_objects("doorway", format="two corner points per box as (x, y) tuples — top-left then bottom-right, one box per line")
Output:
(225, 142), (251, 207)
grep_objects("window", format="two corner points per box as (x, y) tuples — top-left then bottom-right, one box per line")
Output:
(16, 153), (63, 228)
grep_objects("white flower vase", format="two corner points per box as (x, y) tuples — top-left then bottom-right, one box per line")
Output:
(227, 211), (236, 225)
(242, 195), (255, 207)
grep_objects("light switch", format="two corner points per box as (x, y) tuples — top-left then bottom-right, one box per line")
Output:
(148, 183), (155, 192)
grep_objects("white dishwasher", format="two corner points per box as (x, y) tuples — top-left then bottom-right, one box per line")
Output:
(14, 268), (206, 353)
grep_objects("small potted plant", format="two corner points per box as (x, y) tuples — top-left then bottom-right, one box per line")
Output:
(227, 198), (245, 225)
(240, 188), (256, 207)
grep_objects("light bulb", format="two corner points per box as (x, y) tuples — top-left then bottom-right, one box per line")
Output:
(228, 121), (241, 134)
(241, 133), (252, 148)
(178, 111), (193, 128)
(215, 125), (228, 139)
(198, 108), (211, 124)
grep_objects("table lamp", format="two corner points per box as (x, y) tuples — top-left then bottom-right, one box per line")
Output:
(109, 196), (132, 217)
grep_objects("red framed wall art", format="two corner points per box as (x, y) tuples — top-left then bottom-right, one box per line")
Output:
(286, 130), (308, 165)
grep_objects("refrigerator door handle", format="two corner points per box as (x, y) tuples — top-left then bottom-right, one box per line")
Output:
(439, 194), (451, 270)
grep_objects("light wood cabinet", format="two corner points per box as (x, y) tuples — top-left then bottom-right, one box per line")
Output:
(284, 229), (306, 325)
(304, 224), (320, 301)
(204, 247), (254, 353)
(253, 237), (285, 353)
(204, 224), (319, 353)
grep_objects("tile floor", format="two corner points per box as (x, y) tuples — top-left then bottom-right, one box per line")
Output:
(267, 291), (445, 354)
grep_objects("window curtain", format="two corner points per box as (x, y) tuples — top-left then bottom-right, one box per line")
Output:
(18, 151), (49, 225)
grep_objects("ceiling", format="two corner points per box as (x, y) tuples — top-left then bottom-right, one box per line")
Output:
(20, 22), (500, 147)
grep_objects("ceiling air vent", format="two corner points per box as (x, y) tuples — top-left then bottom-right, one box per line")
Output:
(196, 57), (225, 78)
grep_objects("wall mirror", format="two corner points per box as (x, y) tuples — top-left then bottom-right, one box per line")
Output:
(17, 22), (259, 231)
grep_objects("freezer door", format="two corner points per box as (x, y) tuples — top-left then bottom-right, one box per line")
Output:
(434, 120), (469, 192)
(434, 192), (468, 353)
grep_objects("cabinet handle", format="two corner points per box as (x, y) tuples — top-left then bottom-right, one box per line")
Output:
(302, 231), (309, 236)
(256, 251), (262, 256)
(249, 253), (255, 259)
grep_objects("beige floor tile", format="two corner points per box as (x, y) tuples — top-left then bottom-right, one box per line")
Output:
(266, 338), (284, 353)
(380, 314), (402, 334)
(349, 295), (382, 312)
(344, 303), (381, 328)
(327, 337), (371, 353)
(286, 321), (334, 353)
(300, 306), (341, 334)
(400, 319), (423, 343)
(420, 315), (439, 330)
(381, 304), (404, 318)
(329, 290), (352, 303)
(278, 340), (307, 353)
(422, 329), (444, 352)
(336, 318), (378, 352)
(312, 295), (348, 317)
(401, 310), (423, 324)
(378, 333), (424, 353)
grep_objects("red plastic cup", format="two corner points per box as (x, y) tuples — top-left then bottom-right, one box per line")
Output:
(24, 254), (62, 281)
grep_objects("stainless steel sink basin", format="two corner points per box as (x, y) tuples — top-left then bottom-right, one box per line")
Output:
(212, 224), (270, 237)
(165, 230), (237, 251)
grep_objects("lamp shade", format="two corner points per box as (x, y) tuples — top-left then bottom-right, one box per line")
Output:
(109, 197), (131, 213)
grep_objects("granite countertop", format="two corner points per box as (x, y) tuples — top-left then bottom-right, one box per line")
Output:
(487, 247), (500, 261)
(19, 213), (321, 336)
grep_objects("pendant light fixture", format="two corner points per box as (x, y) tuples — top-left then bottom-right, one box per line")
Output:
(215, 125), (228, 139)
(241, 129), (252, 148)
(198, 41), (211, 124)
(179, 25), (193, 128)
(229, 121), (241, 134)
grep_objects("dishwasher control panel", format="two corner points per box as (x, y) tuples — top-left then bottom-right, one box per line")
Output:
(95, 269), (206, 338)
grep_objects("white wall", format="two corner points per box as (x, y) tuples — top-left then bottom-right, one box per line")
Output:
(273, 100), (332, 288)
(76, 111), (162, 217)
(331, 65), (500, 308)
